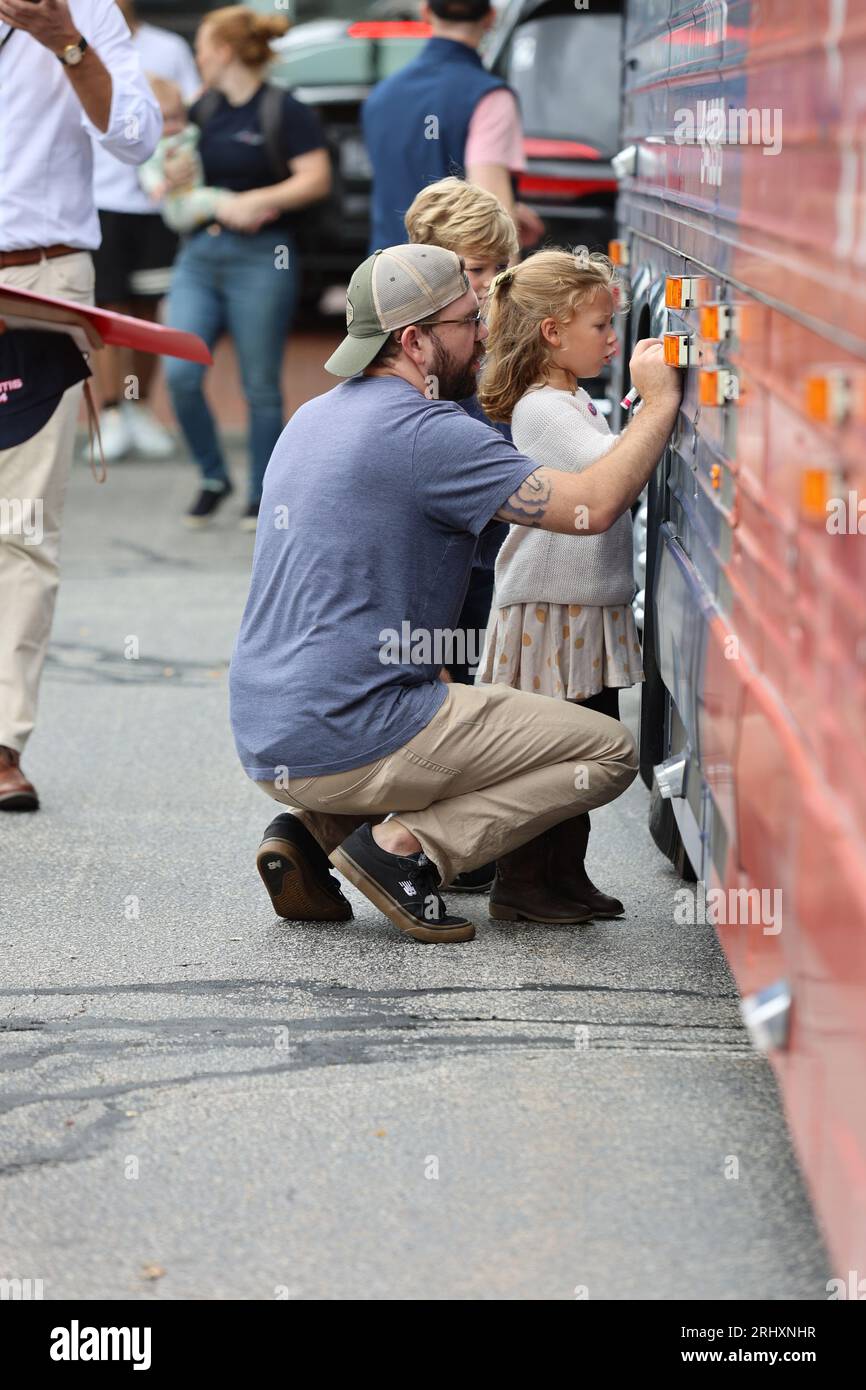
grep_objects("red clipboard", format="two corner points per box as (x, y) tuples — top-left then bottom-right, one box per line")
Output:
(0, 283), (212, 364)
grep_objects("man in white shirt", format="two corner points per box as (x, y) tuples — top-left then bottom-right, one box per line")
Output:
(0, 0), (161, 812)
(91, 0), (201, 461)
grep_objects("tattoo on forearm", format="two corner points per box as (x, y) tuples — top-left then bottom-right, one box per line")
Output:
(497, 470), (552, 526)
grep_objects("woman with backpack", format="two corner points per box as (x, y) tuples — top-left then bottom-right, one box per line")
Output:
(163, 5), (331, 529)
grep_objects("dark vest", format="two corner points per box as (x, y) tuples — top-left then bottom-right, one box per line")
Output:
(362, 37), (509, 252)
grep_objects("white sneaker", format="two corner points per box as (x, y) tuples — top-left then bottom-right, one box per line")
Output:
(319, 284), (348, 317)
(124, 402), (176, 459)
(98, 406), (133, 462)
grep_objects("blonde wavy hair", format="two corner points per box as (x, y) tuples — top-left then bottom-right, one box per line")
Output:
(204, 6), (289, 69)
(478, 249), (628, 422)
(404, 177), (518, 263)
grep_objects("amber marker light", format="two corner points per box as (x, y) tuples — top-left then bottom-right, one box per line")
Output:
(699, 367), (739, 406)
(663, 332), (692, 366)
(665, 275), (700, 309)
(804, 370), (851, 427)
(700, 303), (734, 340)
(800, 469), (831, 519)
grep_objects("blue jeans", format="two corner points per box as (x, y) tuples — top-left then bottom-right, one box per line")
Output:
(165, 227), (298, 505)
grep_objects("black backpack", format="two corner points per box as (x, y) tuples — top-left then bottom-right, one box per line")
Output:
(191, 83), (288, 182)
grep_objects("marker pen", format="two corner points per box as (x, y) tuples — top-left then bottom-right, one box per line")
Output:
(620, 386), (640, 409)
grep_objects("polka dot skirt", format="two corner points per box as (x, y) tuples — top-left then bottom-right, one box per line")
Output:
(476, 601), (645, 699)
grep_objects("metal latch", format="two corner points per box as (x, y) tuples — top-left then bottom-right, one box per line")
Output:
(654, 753), (687, 799)
(740, 980), (792, 1051)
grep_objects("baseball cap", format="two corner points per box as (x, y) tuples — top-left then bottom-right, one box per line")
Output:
(0, 328), (91, 448)
(427, 1), (492, 18)
(324, 244), (470, 377)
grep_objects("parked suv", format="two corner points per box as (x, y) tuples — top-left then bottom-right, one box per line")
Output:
(487, 0), (623, 398)
(486, 0), (623, 257)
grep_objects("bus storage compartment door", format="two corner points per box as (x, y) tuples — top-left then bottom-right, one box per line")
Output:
(698, 612), (748, 879)
(733, 674), (803, 1006)
(652, 521), (714, 768)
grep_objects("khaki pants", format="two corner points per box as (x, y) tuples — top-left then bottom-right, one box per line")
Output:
(0, 252), (95, 752)
(257, 681), (638, 885)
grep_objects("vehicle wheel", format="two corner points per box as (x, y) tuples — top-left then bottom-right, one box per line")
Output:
(649, 780), (697, 881)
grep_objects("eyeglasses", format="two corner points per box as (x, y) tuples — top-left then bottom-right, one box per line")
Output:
(423, 309), (483, 330)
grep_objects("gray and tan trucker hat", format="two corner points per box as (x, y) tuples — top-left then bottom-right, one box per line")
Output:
(324, 244), (469, 378)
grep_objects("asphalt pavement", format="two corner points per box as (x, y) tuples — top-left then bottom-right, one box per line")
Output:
(0, 430), (830, 1301)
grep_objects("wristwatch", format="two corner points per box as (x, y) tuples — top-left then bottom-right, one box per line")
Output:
(57, 36), (89, 67)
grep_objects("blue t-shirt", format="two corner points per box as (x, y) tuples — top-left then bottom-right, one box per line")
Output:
(229, 375), (537, 778)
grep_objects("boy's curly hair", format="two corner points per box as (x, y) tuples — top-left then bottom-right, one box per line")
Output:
(404, 177), (518, 263)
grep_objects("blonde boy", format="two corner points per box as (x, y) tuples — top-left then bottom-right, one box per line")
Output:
(404, 176), (518, 313)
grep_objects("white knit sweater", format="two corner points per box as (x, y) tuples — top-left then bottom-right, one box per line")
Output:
(493, 385), (636, 608)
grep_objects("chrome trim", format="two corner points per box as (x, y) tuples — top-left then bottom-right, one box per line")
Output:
(670, 785), (704, 880)
(740, 981), (792, 1052)
(531, 205), (610, 221)
(654, 753), (687, 799)
(287, 85), (372, 104)
(612, 144), (637, 179)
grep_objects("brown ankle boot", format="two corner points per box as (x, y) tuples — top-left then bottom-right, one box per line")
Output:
(0, 746), (39, 812)
(489, 829), (593, 925)
(548, 814), (624, 918)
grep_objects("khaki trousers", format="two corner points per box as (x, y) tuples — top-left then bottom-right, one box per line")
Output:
(0, 252), (95, 752)
(257, 681), (638, 886)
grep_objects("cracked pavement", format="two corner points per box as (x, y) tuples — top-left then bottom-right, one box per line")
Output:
(0, 437), (830, 1300)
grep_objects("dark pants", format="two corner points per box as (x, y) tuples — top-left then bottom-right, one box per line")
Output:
(446, 567), (496, 685)
(576, 686), (620, 721)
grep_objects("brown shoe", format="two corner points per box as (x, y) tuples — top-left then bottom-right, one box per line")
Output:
(0, 746), (39, 812)
(489, 829), (593, 925)
(548, 815), (625, 918)
(257, 813), (353, 922)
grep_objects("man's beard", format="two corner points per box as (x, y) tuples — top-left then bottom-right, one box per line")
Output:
(428, 332), (482, 402)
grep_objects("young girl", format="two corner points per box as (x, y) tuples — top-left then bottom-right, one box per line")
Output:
(477, 249), (642, 922)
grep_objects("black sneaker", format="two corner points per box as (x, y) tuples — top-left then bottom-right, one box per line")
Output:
(444, 862), (496, 893)
(257, 813), (353, 922)
(239, 502), (259, 533)
(184, 481), (233, 527)
(330, 823), (474, 943)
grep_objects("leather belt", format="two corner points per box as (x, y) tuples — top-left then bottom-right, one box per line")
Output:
(0, 244), (80, 269)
